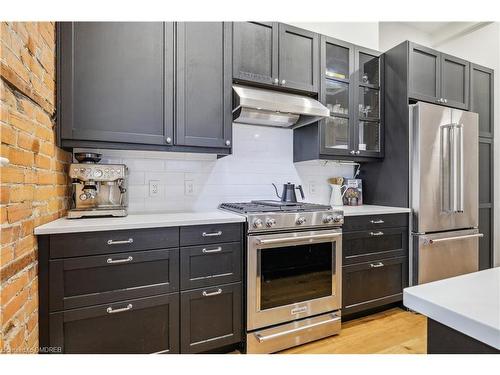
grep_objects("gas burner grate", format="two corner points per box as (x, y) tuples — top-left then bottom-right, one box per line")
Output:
(219, 201), (332, 214)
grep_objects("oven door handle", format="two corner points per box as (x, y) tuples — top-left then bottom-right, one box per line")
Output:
(257, 232), (341, 246)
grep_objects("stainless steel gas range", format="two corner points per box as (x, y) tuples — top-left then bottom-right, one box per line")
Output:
(219, 201), (343, 353)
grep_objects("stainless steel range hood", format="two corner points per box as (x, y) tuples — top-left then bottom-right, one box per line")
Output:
(232, 84), (329, 129)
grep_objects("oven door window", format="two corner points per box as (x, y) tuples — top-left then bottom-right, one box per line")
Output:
(260, 242), (334, 310)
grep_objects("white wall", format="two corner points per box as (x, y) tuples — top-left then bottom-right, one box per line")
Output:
(378, 22), (432, 51)
(434, 22), (500, 266)
(80, 124), (354, 213)
(290, 22), (379, 50)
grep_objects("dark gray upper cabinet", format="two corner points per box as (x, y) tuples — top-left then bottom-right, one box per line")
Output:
(474, 63), (495, 270)
(408, 43), (441, 103)
(233, 22), (319, 93)
(232, 22), (279, 85)
(58, 22), (174, 146)
(294, 37), (383, 162)
(471, 64), (494, 138)
(175, 22), (232, 149)
(441, 53), (469, 110)
(278, 24), (319, 93)
(408, 42), (470, 109)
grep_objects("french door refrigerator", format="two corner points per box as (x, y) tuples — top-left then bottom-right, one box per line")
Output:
(410, 102), (482, 285)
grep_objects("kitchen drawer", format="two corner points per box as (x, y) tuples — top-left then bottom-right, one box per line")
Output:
(180, 282), (242, 353)
(342, 213), (408, 232)
(343, 227), (408, 265)
(342, 256), (407, 315)
(180, 242), (241, 290)
(49, 227), (179, 258)
(49, 293), (180, 354)
(180, 223), (241, 246)
(49, 248), (179, 311)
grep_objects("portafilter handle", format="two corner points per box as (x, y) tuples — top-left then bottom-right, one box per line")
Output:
(296, 185), (305, 200)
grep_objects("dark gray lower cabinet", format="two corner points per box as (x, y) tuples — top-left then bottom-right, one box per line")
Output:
(180, 282), (242, 353)
(341, 214), (409, 316)
(342, 256), (407, 315)
(50, 293), (180, 354)
(39, 223), (244, 354)
(180, 242), (241, 290)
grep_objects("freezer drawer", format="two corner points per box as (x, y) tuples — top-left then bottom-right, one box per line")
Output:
(413, 229), (481, 284)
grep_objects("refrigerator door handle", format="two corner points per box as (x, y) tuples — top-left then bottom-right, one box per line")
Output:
(441, 122), (464, 214)
(424, 233), (483, 245)
(454, 124), (464, 213)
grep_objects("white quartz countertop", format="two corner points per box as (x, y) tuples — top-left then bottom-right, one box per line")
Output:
(404, 268), (500, 349)
(34, 211), (246, 235)
(334, 204), (411, 216)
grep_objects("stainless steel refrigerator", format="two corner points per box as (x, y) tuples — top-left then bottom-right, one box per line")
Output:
(410, 102), (482, 285)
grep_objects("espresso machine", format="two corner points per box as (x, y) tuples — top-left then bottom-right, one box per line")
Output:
(68, 152), (128, 219)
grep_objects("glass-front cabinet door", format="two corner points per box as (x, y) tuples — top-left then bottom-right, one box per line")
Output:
(320, 36), (354, 156)
(354, 47), (383, 158)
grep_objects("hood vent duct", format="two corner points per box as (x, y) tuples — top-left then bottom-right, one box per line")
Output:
(232, 85), (329, 129)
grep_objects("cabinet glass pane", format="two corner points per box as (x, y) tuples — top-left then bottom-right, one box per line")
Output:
(326, 43), (349, 80)
(325, 80), (349, 115)
(358, 87), (380, 119)
(324, 117), (349, 150)
(359, 53), (379, 86)
(358, 121), (380, 152)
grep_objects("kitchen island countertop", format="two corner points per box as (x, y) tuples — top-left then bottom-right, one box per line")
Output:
(34, 211), (246, 235)
(404, 268), (500, 350)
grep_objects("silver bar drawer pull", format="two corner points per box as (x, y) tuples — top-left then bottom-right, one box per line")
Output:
(202, 247), (222, 254)
(202, 288), (222, 297)
(107, 256), (133, 264)
(106, 304), (133, 314)
(370, 219), (385, 224)
(107, 238), (134, 245)
(370, 262), (384, 268)
(202, 231), (222, 237)
(369, 231), (384, 236)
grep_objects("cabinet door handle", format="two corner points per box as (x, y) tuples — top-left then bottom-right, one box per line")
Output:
(202, 231), (222, 237)
(369, 231), (384, 236)
(106, 304), (133, 314)
(107, 238), (134, 245)
(370, 219), (385, 224)
(370, 262), (384, 268)
(202, 288), (222, 297)
(202, 246), (222, 254)
(106, 256), (133, 264)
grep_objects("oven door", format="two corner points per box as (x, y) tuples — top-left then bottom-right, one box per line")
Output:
(247, 229), (342, 331)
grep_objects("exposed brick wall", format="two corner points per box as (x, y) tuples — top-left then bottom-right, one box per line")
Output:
(1, 22), (71, 353)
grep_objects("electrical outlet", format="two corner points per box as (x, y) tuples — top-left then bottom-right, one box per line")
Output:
(149, 180), (160, 197)
(184, 180), (194, 196)
(308, 181), (317, 195)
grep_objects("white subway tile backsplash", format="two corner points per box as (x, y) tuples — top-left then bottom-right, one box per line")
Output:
(79, 124), (354, 213)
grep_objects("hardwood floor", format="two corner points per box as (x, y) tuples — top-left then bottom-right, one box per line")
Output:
(279, 308), (427, 354)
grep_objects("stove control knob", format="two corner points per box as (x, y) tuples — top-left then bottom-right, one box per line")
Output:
(323, 215), (335, 224)
(253, 218), (264, 229)
(333, 215), (343, 223)
(265, 218), (276, 228)
(296, 217), (306, 225)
